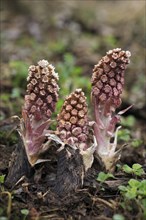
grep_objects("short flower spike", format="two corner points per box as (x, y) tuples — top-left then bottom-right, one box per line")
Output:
(19, 60), (59, 165)
(57, 89), (89, 150)
(91, 48), (131, 172)
(56, 89), (95, 171)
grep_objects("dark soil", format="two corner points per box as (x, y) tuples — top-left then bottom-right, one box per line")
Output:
(0, 115), (146, 220)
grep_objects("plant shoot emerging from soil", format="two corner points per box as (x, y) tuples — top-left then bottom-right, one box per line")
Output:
(18, 60), (59, 165)
(7, 48), (132, 196)
(91, 48), (131, 172)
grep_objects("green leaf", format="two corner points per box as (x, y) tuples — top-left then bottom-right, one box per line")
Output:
(21, 209), (29, 215)
(97, 172), (114, 183)
(118, 129), (131, 141)
(0, 175), (5, 184)
(122, 164), (133, 174)
(122, 164), (144, 176)
(131, 139), (143, 148)
(138, 180), (146, 196)
(0, 208), (4, 215)
(132, 163), (142, 170)
(11, 88), (21, 98)
(142, 198), (146, 208)
(119, 179), (146, 201)
(132, 163), (144, 176)
(125, 187), (137, 199)
(113, 214), (125, 220)
(121, 115), (136, 128)
(128, 179), (140, 188)
(118, 185), (127, 192)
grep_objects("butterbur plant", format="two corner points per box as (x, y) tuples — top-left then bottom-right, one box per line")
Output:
(56, 89), (95, 171)
(50, 89), (95, 195)
(19, 60), (59, 165)
(91, 48), (131, 172)
(6, 48), (132, 195)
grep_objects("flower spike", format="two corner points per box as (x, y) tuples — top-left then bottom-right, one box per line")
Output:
(57, 89), (89, 150)
(56, 89), (95, 171)
(91, 48), (131, 172)
(20, 60), (59, 165)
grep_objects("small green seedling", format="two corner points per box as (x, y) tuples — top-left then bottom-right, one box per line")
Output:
(113, 214), (125, 220)
(0, 175), (5, 184)
(119, 179), (146, 219)
(120, 115), (136, 128)
(119, 179), (146, 199)
(21, 209), (29, 220)
(117, 129), (131, 142)
(122, 163), (145, 176)
(131, 139), (143, 148)
(97, 172), (115, 183)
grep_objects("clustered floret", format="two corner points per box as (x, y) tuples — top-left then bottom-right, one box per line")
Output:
(24, 59), (59, 121)
(91, 48), (131, 109)
(57, 89), (89, 150)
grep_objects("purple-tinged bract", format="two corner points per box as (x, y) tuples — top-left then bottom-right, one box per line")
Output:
(19, 60), (59, 165)
(91, 48), (131, 172)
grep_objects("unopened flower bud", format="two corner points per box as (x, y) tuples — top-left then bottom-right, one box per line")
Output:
(57, 89), (88, 148)
(91, 48), (131, 109)
(24, 60), (59, 120)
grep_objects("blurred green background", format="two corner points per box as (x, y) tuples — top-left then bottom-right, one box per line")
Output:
(0, 0), (145, 120)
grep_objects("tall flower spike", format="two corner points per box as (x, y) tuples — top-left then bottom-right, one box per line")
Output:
(19, 60), (59, 166)
(91, 48), (131, 172)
